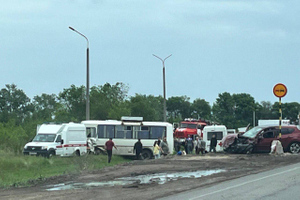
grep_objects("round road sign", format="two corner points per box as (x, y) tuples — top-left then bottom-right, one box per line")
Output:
(273, 83), (287, 98)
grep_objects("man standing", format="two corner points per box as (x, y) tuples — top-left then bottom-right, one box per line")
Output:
(210, 134), (217, 153)
(105, 138), (117, 163)
(195, 137), (201, 154)
(134, 139), (143, 160)
(160, 137), (170, 156)
(185, 135), (194, 154)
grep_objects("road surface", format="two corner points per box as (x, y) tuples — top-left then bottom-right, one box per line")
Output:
(160, 162), (300, 200)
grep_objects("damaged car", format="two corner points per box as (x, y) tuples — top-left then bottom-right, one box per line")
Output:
(221, 125), (300, 154)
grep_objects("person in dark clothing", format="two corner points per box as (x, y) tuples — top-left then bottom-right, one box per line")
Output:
(105, 138), (117, 163)
(174, 137), (181, 152)
(134, 139), (143, 160)
(185, 135), (194, 154)
(210, 134), (217, 153)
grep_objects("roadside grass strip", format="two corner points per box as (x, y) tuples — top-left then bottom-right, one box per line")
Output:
(0, 151), (130, 188)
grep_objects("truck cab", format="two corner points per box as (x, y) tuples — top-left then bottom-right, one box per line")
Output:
(173, 118), (207, 143)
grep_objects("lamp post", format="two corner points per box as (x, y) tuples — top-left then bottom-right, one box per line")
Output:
(153, 54), (172, 122)
(69, 26), (90, 120)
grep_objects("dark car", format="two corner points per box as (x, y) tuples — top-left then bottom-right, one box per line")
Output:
(222, 125), (300, 154)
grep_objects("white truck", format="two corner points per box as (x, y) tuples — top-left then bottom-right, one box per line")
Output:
(23, 122), (87, 157)
(202, 125), (227, 152)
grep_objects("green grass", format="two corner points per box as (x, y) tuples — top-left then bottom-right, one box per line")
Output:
(0, 150), (131, 188)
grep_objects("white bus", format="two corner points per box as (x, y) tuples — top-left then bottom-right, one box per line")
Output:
(82, 117), (174, 159)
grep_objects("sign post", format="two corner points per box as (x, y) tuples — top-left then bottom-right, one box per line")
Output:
(273, 83), (287, 138)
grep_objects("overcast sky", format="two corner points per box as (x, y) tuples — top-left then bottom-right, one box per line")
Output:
(1, 0), (299, 106)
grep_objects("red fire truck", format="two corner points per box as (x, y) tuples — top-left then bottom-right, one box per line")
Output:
(174, 118), (208, 143)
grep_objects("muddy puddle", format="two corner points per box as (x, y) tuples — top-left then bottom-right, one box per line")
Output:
(45, 169), (225, 191)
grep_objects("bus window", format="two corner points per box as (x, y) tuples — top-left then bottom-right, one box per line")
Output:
(151, 127), (165, 139)
(107, 125), (114, 138)
(98, 125), (115, 138)
(116, 125), (125, 139)
(124, 126), (133, 139)
(98, 125), (105, 138)
(138, 130), (150, 139)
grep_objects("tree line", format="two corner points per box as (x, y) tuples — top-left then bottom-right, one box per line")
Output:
(0, 83), (299, 153)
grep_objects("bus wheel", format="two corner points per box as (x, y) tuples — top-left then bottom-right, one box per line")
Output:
(141, 149), (152, 160)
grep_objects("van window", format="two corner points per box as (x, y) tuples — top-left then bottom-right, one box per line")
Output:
(207, 132), (223, 140)
(55, 135), (61, 143)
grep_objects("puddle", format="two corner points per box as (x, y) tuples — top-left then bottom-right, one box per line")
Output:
(45, 169), (225, 191)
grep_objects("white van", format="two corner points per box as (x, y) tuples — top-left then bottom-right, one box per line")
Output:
(23, 122), (87, 157)
(202, 125), (227, 152)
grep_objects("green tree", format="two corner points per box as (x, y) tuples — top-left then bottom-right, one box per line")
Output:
(212, 92), (235, 128)
(167, 96), (191, 121)
(32, 93), (58, 121)
(0, 84), (32, 124)
(191, 98), (211, 120)
(130, 94), (163, 121)
(232, 93), (256, 128)
(56, 85), (86, 122)
(90, 82), (129, 120)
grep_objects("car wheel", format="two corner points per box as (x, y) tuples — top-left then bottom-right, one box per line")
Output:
(289, 142), (300, 154)
(141, 149), (152, 160)
(47, 150), (55, 158)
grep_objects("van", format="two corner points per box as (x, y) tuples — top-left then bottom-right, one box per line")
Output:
(202, 125), (227, 152)
(23, 122), (87, 157)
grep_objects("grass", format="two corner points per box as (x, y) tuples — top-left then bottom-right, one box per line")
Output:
(0, 150), (131, 188)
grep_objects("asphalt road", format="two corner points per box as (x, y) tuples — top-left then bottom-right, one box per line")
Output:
(160, 162), (300, 200)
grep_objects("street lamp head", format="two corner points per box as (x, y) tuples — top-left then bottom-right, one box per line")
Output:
(69, 26), (75, 31)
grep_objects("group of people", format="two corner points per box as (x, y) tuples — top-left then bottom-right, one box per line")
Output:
(104, 134), (218, 163)
(104, 136), (170, 163)
(174, 134), (218, 155)
(153, 137), (170, 159)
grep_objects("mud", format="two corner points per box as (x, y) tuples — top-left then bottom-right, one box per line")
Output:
(1, 153), (300, 200)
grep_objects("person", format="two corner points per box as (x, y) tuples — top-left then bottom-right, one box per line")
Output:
(199, 137), (206, 155)
(210, 134), (217, 153)
(160, 137), (169, 156)
(153, 141), (161, 159)
(105, 138), (117, 163)
(194, 136), (201, 154)
(134, 139), (143, 160)
(174, 137), (181, 153)
(185, 135), (194, 154)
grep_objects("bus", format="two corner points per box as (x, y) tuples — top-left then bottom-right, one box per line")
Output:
(82, 117), (174, 159)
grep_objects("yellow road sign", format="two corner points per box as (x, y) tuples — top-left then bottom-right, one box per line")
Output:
(273, 83), (287, 98)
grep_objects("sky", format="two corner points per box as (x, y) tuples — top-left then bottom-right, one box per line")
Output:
(1, 0), (300, 106)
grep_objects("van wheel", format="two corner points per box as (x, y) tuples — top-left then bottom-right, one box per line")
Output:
(141, 149), (152, 160)
(245, 146), (253, 154)
(75, 150), (80, 156)
(289, 142), (300, 154)
(47, 150), (55, 158)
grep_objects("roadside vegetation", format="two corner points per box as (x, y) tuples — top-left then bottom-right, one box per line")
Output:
(0, 150), (130, 188)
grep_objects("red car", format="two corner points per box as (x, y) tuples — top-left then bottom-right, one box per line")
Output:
(222, 125), (300, 154)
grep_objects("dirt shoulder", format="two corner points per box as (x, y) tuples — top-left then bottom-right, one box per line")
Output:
(1, 153), (300, 200)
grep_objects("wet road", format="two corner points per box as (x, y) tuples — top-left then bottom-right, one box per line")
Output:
(160, 162), (300, 200)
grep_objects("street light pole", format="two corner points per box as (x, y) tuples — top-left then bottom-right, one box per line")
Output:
(153, 54), (172, 122)
(69, 26), (90, 120)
